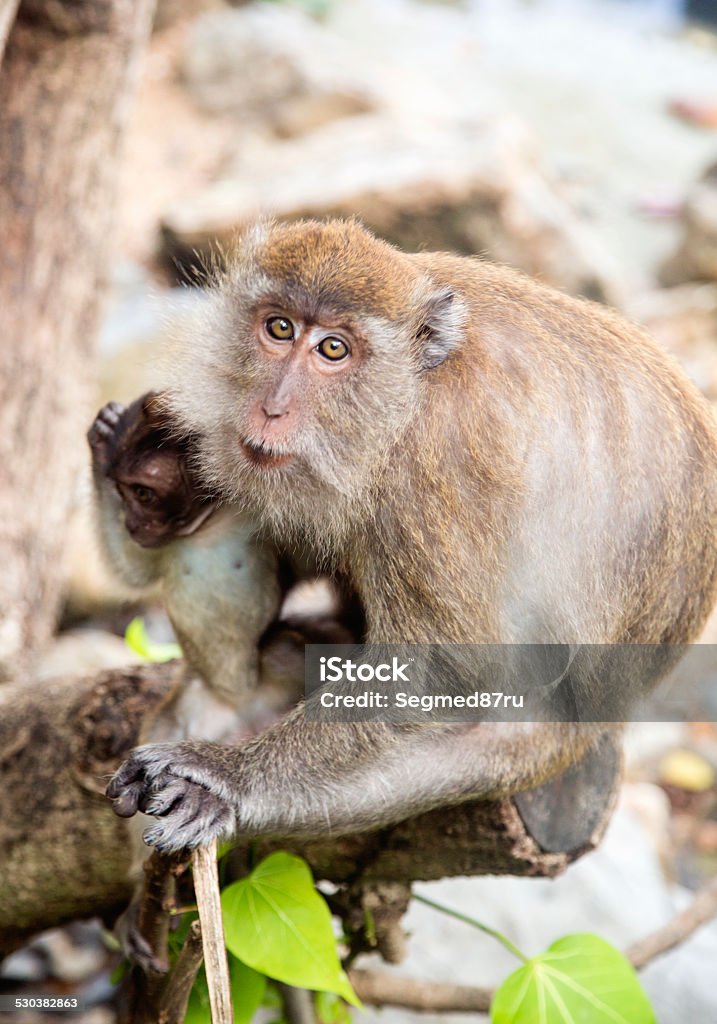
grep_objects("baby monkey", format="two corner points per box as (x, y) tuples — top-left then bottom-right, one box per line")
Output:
(89, 393), (357, 966)
(88, 392), (282, 739)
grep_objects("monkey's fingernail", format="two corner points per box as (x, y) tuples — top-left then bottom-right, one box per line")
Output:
(112, 795), (139, 817)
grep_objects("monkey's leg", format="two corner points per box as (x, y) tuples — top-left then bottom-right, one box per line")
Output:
(106, 718), (612, 852)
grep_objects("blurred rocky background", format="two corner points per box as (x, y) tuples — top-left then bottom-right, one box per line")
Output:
(10, 0), (717, 1020)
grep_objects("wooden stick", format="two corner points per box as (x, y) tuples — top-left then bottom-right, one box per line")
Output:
(193, 839), (233, 1024)
(626, 875), (717, 970)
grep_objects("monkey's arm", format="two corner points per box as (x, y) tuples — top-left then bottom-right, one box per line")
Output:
(106, 716), (603, 851)
(87, 402), (163, 589)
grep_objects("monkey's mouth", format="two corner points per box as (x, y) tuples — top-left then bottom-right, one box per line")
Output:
(240, 438), (294, 470)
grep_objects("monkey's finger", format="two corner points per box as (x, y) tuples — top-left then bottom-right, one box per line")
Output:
(100, 401), (126, 424)
(106, 766), (141, 797)
(88, 402), (126, 440)
(143, 787), (234, 853)
(143, 814), (225, 853)
(106, 758), (150, 811)
(148, 779), (206, 831)
(107, 746), (169, 792)
(125, 932), (169, 976)
(116, 904), (169, 975)
(108, 782), (145, 818)
(88, 420), (113, 440)
(142, 777), (188, 817)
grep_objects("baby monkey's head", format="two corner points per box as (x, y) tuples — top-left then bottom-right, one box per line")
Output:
(107, 393), (215, 549)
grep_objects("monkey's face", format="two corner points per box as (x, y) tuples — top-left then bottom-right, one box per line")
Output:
(116, 450), (214, 549)
(165, 220), (465, 542)
(235, 303), (421, 484)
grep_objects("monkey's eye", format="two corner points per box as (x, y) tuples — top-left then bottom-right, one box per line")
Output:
(265, 316), (294, 341)
(317, 336), (349, 362)
(131, 484), (156, 505)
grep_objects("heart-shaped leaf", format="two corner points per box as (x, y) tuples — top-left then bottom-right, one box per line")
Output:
(222, 852), (359, 1006)
(491, 933), (655, 1024)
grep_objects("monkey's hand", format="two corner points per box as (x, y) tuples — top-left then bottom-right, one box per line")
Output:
(87, 400), (127, 475)
(106, 742), (237, 853)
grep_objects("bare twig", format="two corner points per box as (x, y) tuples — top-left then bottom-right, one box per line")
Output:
(159, 919), (204, 1024)
(626, 876), (717, 970)
(193, 840), (233, 1024)
(349, 969), (492, 1013)
(136, 851), (178, 974)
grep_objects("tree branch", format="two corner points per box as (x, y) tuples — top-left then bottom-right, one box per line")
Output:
(277, 984), (317, 1024)
(626, 875), (717, 970)
(349, 969), (492, 1013)
(0, 662), (618, 956)
(159, 919), (204, 1024)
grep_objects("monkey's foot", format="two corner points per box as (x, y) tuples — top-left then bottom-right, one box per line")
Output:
(106, 743), (236, 853)
(115, 897), (169, 974)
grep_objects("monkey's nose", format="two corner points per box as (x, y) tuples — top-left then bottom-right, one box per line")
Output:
(261, 398), (290, 419)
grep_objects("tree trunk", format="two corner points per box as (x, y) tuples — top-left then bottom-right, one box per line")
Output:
(0, 663), (620, 957)
(0, 0), (155, 679)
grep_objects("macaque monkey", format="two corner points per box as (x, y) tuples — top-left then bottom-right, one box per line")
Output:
(88, 392), (282, 739)
(106, 219), (717, 853)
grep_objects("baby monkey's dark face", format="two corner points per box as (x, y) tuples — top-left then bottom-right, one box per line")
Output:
(88, 393), (216, 549)
(117, 444), (209, 548)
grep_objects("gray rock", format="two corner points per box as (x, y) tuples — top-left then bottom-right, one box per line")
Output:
(357, 793), (717, 1023)
(661, 164), (717, 286)
(626, 283), (717, 400)
(180, 6), (377, 138)
(161, 113), (622, 303)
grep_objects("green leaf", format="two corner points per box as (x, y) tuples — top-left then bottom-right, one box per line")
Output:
(491, 933), (656, 1024)
(315, 990), (352, 1024)
(221, 852), (360, 1007)
(230, 957), (267, 1024)
(167, 911), (199, 959)
(124, 617), (182, 663)
(262, 982), (283, 1009)
(185, 955), (266, 1024)
(363, 909), (377, 947)
(184, 969), (210, 1024)
(109, 959), (128, 986)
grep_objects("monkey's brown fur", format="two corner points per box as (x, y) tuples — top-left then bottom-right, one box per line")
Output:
(107, 220), (717, 852)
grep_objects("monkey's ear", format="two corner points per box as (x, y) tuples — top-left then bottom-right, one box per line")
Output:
(416, 288), (465, 370)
